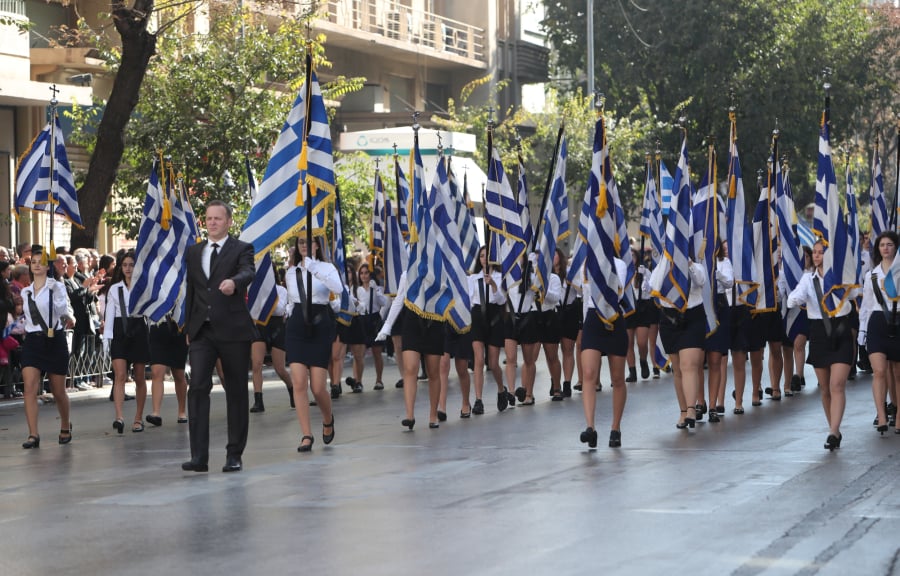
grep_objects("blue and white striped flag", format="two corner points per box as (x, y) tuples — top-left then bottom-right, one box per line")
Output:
(332, 190), (355, 327)
(777, 159), (805, 340)
(535, 130), (570, 298)
(580, 116), (622, 325)
(870, 142), (887, 236)
(485, 146), (527, 287)
(130, 159), (191, 322)
(248, 252), (278, 325)
(813, 96), (858, 314)
(725, 115), (755, 306)
(244, 153), (279, 325)
(652, 135), (692, 312)
(640, 157), (663, 268)
(370, 169), (386, 256)
(659, 159), (674, 216)
(692, 149), (719, 336)
(797, 219), (815, 248)
(846, 166), (861, 285)
(393, 155), (411, 240)
(447, 157), (480, 271)
(383, 200), (407, 297)
(240, 62), (333, 256)
(15, 113), (83, 228)
(752, 151), (779, 313)
(405, 151), (471, 332)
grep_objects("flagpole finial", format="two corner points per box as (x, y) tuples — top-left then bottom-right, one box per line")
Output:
(514, 128), (523, 151)
(49, 83), (59, 107)
(756, 168), (764, 188)
(822, 67), (832, 94)
(374, 156), (381, 172)
(594, 92), (605, 112)
(436, 132), (443, 155)
(773, 117), (779, 137)
(728, 87), (736, 112)
(411, 110), (420, 132)
(392, 142), (398, 157)
(487, 106), (495, 131)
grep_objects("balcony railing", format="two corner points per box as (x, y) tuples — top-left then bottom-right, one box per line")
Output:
(317, 0), (485, 63)
(0, 0), (25, 16)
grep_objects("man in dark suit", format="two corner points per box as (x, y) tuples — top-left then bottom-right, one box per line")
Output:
(182, 200), (256, 473)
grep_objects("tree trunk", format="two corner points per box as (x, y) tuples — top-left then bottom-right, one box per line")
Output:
(70, 0), (156, 249)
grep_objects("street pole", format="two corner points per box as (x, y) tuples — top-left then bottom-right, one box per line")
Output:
(586, 0), (594, 97)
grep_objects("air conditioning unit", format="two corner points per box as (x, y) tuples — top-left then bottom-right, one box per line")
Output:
(386, 12), (401, 40)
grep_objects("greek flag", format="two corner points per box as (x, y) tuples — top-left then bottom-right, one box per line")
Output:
(659, 159), (674, 216)
(248, 252), (278, 325)
(517, 151), (534, 253)
(813, 96), (858, 314)
(640, 157), (663, 268)
(370, 169), (386, 256)
(726, 115), (755, 306)
(778, 159), (805, 340)
(536, 131), (570, 298)
(606, 136), (635, 317)
(581, 116), (623, 325)
(652, 135), (692, 312)
(752, 151), (779, 313)
(130, 159), (192, 322)
(486, 146), (527, 286)
(393, 155), (410, 240)
(447, 157), (480, 271)
(15, 113), (83, 228)
(383, 200), (407, 297)
(332, 190), (355, 327)
(240, 63), (334, 257)
(244, 154), (279, 326)
(405, 153), (471, 332)
(797, 219), (815, 248)
(692, 151), (719, 336)
(846, 167), (862, 285)
(870, 143), (887, 236)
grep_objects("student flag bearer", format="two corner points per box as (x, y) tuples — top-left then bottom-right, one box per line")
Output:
(650, 122), (707, 431)
(578, 102), (629, 449)
(15, 85), (83, 259)
(725, 106), (754, 413)
(636, 152), (664, 379)
(790, 77), (858, 451)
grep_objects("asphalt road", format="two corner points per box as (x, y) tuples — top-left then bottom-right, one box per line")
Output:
(2, 356), (899, 576)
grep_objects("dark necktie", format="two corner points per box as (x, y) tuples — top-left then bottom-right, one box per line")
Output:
(210, 243), (219, 276)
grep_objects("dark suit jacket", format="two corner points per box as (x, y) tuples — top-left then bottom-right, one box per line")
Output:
(185, 236), (256, 342)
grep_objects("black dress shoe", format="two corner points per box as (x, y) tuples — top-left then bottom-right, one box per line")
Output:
(472, 399), (485, 415)
(181, 460), (208, 472)
(437, 410), (447, 422)
(222, 457), (242, 473)
(145, 414), (163, 427)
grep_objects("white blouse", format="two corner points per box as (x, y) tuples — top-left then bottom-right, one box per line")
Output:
(356, 283), (387, 315)
(787, 269), (854, 319)
(649, 260), (707, 309)
(21, 278), (72, 333)
(285, 259), (343, 315)
(468, 271), (506, 307)
(103, 280), (135, 340)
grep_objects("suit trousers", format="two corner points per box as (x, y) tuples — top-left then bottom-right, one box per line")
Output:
(187, 325), (250, 464)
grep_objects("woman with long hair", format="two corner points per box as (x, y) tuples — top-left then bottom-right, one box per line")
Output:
(19, 245), (75, 448)
(467, 246), (507, 414)
(285, 236), (342, 452)
(353, 261), (387, 390)
(104, 250), (150, 434)
(787, 240), (855, 450)
(858, 231), (900, 435)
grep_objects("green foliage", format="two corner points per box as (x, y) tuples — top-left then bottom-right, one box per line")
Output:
(542, 0), (900, 211)
(67, 6), (365, 242)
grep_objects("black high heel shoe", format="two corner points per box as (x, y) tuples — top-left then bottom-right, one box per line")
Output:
(322, 416), (335, 444)
(112, 419), (124, 434)
(824, 434), (839, 451)
(401, 418), (415, 430)
(676, 410), (689, 429)
(437, 410), (447, 422)
(684, 407), (696, 429)
(297, 435), (314, 452)
(877, 424), (888, 435)
(22, 435), (40, 449)
(58, 424), (73, 445)
(580, 427), (598, 448)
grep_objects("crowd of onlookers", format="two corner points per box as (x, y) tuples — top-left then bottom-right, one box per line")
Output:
(0, 242), (124, 400)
